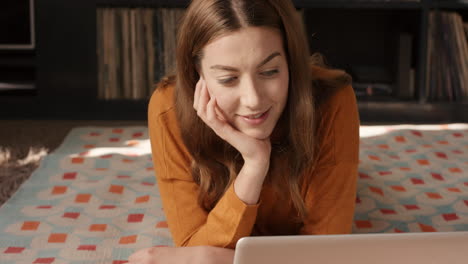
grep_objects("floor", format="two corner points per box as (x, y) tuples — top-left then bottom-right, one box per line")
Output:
(0, 120), (147, 159)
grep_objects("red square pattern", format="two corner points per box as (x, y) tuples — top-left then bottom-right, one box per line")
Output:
(411, 178), (425, 185)
(33, 258), (55, 263)
(404, 205), (420, 210)
(100, 205), (116, 210)
(431, 173), (444, 181)
(63, 172), (77, 180)
(77, 245), (97, 251)
(133, 132), (143, 138)
(380, 209), (397, 215)
(355, 220), (372, 229)
(128, 214), (144, 223)
(4, 247), (25, 254)
(63, 212), (80, 219)
(443, 213), (459, 221)
(378, 171), (392, 176)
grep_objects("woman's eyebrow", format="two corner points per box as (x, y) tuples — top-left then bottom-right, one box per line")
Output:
(209, 52), (281, 72)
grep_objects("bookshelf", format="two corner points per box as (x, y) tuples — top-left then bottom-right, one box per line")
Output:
(0, 1), (36, 96)
(0, 0), (467, 123)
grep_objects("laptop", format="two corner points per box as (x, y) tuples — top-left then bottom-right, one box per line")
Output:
(233, 231), (468, 264)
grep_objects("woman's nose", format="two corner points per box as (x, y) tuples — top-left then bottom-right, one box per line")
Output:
(240, 78), (262, 109)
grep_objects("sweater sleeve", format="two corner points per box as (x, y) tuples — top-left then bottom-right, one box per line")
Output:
(148, 88), (259, 249)
(299, 84), (360, 235)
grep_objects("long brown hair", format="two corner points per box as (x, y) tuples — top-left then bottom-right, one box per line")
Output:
(161, 0), (351, 222)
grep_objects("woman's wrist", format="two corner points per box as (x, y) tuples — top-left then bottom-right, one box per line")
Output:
(233, 161), (270, 205)
(242, 158), (270, 176)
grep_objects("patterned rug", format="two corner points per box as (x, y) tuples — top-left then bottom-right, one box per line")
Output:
(0, 124), (467, 263)
(354, 124), (468, 233)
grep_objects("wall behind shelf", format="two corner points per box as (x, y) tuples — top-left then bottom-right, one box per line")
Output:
(35, 0), (97, 99)
(304, 8), (421, 91)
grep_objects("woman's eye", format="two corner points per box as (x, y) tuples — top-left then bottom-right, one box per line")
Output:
(261, 69), (279, 77)
(217, 70), (279, 85)
(218, 77), (237, 85)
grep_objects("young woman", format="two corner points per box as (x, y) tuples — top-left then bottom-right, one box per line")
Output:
(128, 0), (359, 263)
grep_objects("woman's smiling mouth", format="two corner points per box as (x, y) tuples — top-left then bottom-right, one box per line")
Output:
(240, 108), (271, 125)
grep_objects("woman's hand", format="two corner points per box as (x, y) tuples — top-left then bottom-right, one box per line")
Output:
(127, 245), (234, 264)
(193, 77), (271, 167)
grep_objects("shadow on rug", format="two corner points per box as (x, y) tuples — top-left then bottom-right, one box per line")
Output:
(0, 147), (49, 205)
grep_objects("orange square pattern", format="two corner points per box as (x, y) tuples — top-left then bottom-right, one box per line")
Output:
(89, 224), (107, 232)
(449, 168), (462, 173)
(51, 186), (67, 195)
(395, 136), (406, 143)
(48, 233), (67, 243)
(426, 192), (442, 199)
(109, 185), (124, 194)
(419, 223), (436, 232)
(369, 186), (384, 196)
(417, 160), (430, 165)
(126, 140), (139, 146)
(156, 221), (168, 228)
(119, 235), (137, 244)
(75, 194), (91, 203)
(447, 187), (461, 193)
(71, 157), (84, 164)
(135, 195), (150, 203)
(21, 221), (40, 231)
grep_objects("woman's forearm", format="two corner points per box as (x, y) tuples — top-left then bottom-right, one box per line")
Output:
(233, 160), (269, 205)
(127, 245), (234, 264)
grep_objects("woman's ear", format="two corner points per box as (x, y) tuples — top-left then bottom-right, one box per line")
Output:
(197, 69), (204, 81)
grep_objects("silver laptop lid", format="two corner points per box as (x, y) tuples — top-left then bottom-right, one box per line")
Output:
(234, 231), (468, 264)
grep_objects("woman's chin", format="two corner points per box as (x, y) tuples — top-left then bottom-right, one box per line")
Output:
(240, 128), (272, 140)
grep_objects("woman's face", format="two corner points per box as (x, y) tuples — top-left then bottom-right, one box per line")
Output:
(199, 26), (289, 140)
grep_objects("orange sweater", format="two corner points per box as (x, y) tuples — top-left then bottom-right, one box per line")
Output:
(148, 79), (360, 249)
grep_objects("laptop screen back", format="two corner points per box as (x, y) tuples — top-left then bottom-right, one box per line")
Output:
(234, 231), (468, 264)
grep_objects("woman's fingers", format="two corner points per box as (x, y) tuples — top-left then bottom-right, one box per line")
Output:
(198, 84), (242, 146)
(207, 98), (243, 144)
(197, 80), (210, 118)
(127, 247), (159, 264)
(127, 248), (145, 263)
